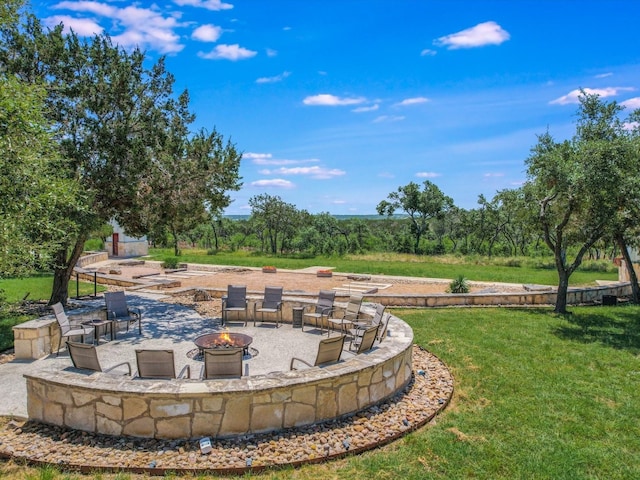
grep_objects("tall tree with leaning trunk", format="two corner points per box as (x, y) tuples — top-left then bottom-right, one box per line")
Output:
(0, 12), (242, 305)
(525, 92), (634, 313)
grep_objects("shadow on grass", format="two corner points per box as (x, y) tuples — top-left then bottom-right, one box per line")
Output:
(552, 306), (640, 354)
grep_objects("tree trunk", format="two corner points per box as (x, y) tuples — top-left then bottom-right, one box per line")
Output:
(555, 267), (570, 314)
(616, 234), (640, 304)
(212, 221), (219, 251)
(49, 233), (89, 306)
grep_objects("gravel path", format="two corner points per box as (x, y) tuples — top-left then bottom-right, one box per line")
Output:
(0, 346), (453, 476)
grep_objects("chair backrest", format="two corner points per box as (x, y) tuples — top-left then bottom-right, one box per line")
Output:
(203, 348), (243, 379)
(314, 335), (345, 366)
(52, 302), (71, 333)
(377, 313), (392, 342)
(356, 325), (378, 354)
(67, 341), (102, 372)
(104, 291), (129, 318)
(262, 286), (283, 309)
(344, 295), (363, 321)
(315, 290), (335, 314)
(226, 285), (247, 309)
(371, 303), (386, 327)
(135, 349), (176, 379)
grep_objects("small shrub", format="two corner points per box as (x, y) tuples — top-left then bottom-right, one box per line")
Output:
(206, 248), (218, 255)
(447, 275), (470, 294)
(162, 257), (180, 269)
(578, 260), (616, 273)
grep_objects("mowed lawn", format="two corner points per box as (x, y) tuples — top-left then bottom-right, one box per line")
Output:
(1, 305), (639, 479)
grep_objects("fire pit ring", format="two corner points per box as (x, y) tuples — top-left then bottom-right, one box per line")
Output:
(194, 332), (253, 357)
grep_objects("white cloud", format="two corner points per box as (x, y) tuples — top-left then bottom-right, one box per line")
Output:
(43, 15), (103, 36)
(266, 48), (278, 57)
(395, 97), (430, 107)
(550, 87), (635, 105)
(332, 200), (347, 204)
(373, 115), (405, 123)
(303, 94), (366, 106)
(434, 21), (510, 49)
(421, 48), (437, 56)
(416, 172), (441, 178)
(245, 153), (319, 166)
(622, 97), (640, 109)
(272, 166), (346, 180)
(191, 24), (222, 42)
(623, 121), (639, 131)
(173, 0), (233, 11)
(51, 1), (184, 54)
(256, 71), (291, 84)
(54, 1), (115, 17)
(352, 104), (379, 113)
(483, 172), (505, 178)
(198, 44), (257, 60)
(243, 152), (272, 161)
(595, 72), (613, 78)
(250, 179), (295, 188)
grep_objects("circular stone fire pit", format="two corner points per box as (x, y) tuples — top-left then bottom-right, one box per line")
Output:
(194, 331), (253, 356)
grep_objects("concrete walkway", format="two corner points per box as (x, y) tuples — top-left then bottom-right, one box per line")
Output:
(0, 294), (337, 419)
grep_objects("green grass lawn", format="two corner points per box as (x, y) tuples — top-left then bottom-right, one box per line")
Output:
(2, 305), (639, 479)
(0, 275), (104, 352)
(146, 249), (618, 286)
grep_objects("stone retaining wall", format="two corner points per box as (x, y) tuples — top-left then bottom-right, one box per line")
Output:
(367, 282), (632, 307)
(13, 309), (108, 360)
(25, 316), (413, 440)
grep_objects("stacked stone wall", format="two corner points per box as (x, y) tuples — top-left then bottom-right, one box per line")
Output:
(25, 317), (413, 440)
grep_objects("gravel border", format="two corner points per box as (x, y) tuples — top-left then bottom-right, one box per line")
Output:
(0, 346), (453, 476)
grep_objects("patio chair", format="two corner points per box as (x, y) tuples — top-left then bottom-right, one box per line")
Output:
(302, 290), (336, 335)
(104, 291), (141, 338)
(327, 295), (363, 335)
(377, 313), (392, 343)
(52, 302), (95, 356)
(349, 303), (386, 339)
(290, 334), (346, 370)
(135, 349), (191, 379)
(66, 341), (131, 375)
(202, 347), (243, 379)
(253, 286), (283, 327)
(349, 325), (379, 354)
(222, 285), (248, 326)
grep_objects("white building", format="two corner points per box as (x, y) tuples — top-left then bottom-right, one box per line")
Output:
(104, 221), (148, 258)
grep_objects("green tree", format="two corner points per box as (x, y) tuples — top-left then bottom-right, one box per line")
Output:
(0, 74), (82, 277)
(0, 13), (241, 304)
(525, 92), (631, 313)
(249, 194), (299, 254)
(377, 180), (454, 254)
(0, 1), (82, 278)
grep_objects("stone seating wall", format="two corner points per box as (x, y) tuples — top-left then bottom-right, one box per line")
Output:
(24, 315), (413, 440)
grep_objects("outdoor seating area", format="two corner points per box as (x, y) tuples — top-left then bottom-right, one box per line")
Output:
(17, 290), (414, 442)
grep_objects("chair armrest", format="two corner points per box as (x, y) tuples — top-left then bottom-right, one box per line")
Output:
(290, 357), (313, 370)
(104, 361), (132, 376)
(178, 364), (191, 379)
(69, 321), (95, 335)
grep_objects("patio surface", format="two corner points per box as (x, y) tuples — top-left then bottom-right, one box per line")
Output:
(0, 292), (335, 419)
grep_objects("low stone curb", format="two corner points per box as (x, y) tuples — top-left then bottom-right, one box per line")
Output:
(0, 346), (453, 476)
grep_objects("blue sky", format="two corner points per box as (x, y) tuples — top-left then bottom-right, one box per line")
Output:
(32, 0), (640, 215)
